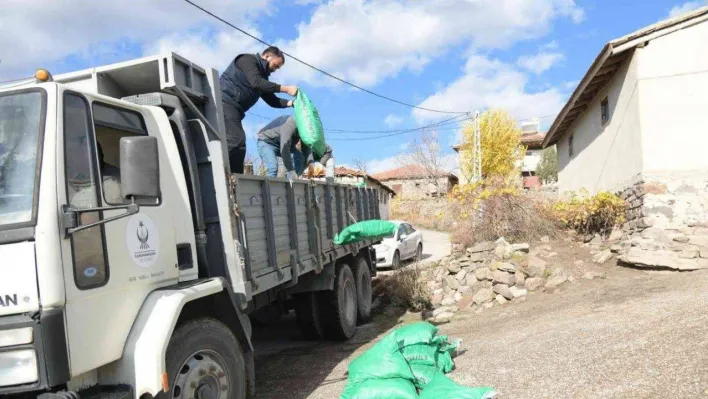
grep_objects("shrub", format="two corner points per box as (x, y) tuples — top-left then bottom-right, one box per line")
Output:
(553, 191), (627, 236)
(373, 265), (431, 312)
(449, 178), (560, 247)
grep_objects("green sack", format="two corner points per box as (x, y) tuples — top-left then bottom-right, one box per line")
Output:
(395, 322), (439, 347)
(400, 343), (439, 366)
(334, 220), (397, 245)
(293, 89), (326, 157)
(340, 378), (418, 399)
(418, 373), (497, 399)
(346, 331), (414, 386)
(408, 361), (439, 388)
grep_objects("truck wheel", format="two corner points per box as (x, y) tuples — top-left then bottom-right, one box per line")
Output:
(354, 257), (373, 324)
(293, 292), (324, 340)
(161, 318), (246, 399)
(319, 263), (358, 340)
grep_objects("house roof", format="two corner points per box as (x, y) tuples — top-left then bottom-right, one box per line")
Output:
(372, 165), (449, 181)
(542, 6), (708, 148)
(311, 166), (396, 195)
(451, 131), (546, 152)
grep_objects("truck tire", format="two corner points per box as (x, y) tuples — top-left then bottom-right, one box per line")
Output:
(354, 257), (373, 324)
(160, 318), (246, 399)
(319, 263), (358, 340)
(293, 292), (325, 340)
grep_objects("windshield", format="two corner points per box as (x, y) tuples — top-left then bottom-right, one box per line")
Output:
(0, 91), (44, 228)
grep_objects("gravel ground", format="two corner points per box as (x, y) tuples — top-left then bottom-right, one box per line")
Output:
(252, 236), (708, 398)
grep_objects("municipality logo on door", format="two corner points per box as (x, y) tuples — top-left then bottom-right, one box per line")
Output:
(126, 214), (160, 268)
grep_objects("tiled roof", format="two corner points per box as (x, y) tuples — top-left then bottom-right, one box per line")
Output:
(372, 165), (448, 181)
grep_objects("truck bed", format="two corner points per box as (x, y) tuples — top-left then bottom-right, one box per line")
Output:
(230, 175), (384, 296)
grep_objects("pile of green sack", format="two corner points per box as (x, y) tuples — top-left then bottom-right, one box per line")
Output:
(340, 321), (497, 399)
(293, 89), (327, 158)
(334, 220), (397, 246)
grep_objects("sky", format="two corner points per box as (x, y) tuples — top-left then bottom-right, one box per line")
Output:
(0, 0), (704, 174)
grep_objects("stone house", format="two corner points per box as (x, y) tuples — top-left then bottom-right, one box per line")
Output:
(541, 7), (708, 270)
(372, 165), (457, 198)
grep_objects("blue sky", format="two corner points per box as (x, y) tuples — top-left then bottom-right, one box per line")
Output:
(1, 0), (703, 173)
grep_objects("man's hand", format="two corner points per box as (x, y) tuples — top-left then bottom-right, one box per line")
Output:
(282, 85), (299, 96)
(287, 100), (294, 107)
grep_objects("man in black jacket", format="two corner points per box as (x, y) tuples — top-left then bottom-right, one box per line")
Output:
(219, 46), (298, 174)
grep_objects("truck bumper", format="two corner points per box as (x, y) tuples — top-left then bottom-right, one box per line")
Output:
(0, 308), (70, 396)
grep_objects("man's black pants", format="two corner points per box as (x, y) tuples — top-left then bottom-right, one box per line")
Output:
(223, 101), (247, 174)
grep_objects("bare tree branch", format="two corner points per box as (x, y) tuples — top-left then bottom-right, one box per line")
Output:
(397, 129), (445, 191)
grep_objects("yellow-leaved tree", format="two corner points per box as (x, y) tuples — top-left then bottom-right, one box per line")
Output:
(459, 109), (525, 182)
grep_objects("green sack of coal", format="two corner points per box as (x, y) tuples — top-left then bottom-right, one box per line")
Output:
(334, 220), (397, 245)
(418, 373), (497, 399)
(340, 378), (418, 399)
(293, 89), (326, 157)
(395, 321), (438, 347)
(346, 331), (414, 386)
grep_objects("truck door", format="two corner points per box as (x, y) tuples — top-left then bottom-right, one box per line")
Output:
(58, 91), (180, 376)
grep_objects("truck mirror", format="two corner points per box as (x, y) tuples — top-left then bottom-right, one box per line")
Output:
(120, 136), (160, 201)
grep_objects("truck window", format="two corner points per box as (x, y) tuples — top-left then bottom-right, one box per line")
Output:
(64, 93), (109, 289)
(91, 102), (156, 206)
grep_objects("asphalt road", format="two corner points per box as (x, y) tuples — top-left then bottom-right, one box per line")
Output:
(377, 228), (452, 274)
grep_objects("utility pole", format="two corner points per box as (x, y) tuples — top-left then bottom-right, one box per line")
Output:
(473, 110), (482, 182)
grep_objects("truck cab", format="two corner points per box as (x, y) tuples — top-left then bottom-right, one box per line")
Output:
(0, 54), (384, 399)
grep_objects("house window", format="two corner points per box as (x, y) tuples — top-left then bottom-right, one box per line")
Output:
(601, 96), (609, 124)
(568, 134), (574, 158)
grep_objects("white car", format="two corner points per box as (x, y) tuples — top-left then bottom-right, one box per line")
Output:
(373, 221), (424, 269)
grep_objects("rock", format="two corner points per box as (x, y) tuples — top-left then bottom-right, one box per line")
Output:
(457, 285), (471, 294)
(454, 292), (462, 302)
(609, 227), (623, 241)
(510, 243), (530, 253)
(515, 271), (526, 287)
(673, 235), (690, 243)
(509, 286), (528, 299)
(619, 248), (708, 271)
(433, 288), (444, 296)
(431, 312), (454, 325)
(456, 269), (468, 281)
(445, 276), (461, 290)
(431, 295), (443, 306)
(457, 295), (475, 309)
(496, 237), (510, 246)
(482, 280), (493, 289)
(610, 244), (623, 253)
(547, 252), (558, 258)
(492, 270), (516, 286)
(526, 257), (548, 277)
(468, 252), (487, 263)
(483, 302), (495, 309)
(441, 296), (456, 307)
(371, 297), (381, 312)
(545, 274), (568, 289)
(446, 263), (462, 274)
(590, 235), (603, 246)
(475, 267), (493, 281)
(568, 276), (576, 283)
(495, 295), (508, 305)
(497, 262), (516, 273)
(494, 245), (507, 259)
(593, 249), (613, 264)
(680, 250), (699, 259)
(457, 259), (473, 267)
(468, 241), (496, 253)
(541, 235), (550, 243)
(465, 274), (479, 287)
(574, 260), (584, 266)
(473, 288), (495, 305)
(700, 248), (708, 259)
(583, 234), (594, 243)
(493, 284), (514, 300)
(582, 271), (606, 280)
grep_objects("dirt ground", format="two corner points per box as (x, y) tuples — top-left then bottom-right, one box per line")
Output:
(252, 236), (708, 398)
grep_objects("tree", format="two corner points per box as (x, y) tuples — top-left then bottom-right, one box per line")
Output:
(536, 145), (558, 183)
(397, 129), (446, 191)
(458, 109), (525, 182)
(352, 158), (368, 174)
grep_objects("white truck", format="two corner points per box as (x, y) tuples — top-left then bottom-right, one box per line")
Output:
(0, 53), (386, 399)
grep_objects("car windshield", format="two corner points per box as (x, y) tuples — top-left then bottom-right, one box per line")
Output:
(0, 91), (44, 227)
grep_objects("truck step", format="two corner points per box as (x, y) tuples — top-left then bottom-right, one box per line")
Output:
(38, 385), (132, 399)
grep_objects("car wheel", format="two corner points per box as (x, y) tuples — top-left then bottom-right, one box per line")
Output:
(392, 250), (401, 270)
(415, 243), (423, 262)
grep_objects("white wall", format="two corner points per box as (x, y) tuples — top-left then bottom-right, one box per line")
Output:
(637, 20), (708, 172)
(522, 149), (542, 173)
(557, 50), (644, 194)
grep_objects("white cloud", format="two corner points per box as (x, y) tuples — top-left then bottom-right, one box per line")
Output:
(273, 0), (584, 87)
(413, 54), (565, 124)
(541, 40), (560, 50)
(0, 0), (273, 80)
(668, 1), (708, 18)
(384, 114), (404, 128)
(366, 156), (399, 174)
(295, 0), (323, 5)
(517, 52), (565, 75)
(563, 80), (581, 90)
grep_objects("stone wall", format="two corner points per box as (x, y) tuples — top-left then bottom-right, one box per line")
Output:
(617, 170), (708, 270)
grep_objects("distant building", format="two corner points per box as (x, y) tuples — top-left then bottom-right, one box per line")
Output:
(312, 166), (396, 219)
(372, 165), (457, 198)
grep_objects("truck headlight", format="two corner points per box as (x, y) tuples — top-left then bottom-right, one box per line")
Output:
(0, 327), (33, 348)
(0, 349), (38, 386)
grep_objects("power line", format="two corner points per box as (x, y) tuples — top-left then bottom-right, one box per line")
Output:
(329, 116), (473, 141)
(183, 0), (468, 115)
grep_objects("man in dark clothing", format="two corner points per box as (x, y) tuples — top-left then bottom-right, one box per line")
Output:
(257, 115), (334, 179)
(219, 46), (298, 174)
